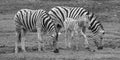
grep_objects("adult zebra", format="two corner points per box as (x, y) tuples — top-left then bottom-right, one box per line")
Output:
(48, 6), (105, 51)
(14, 9), (60, 53)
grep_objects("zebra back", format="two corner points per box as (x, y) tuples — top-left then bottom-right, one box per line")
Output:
(48, 6), (104, 34)
(14, 9), (56, 35)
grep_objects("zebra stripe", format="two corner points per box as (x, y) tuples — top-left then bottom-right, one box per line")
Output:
(14, 9), (59, 53)
(48, 6), (105, 50)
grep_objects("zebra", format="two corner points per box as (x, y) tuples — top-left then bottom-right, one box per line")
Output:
(63, 16), (90, 49)
(14, 9), (60, 53)
(48, 6), (105, 51)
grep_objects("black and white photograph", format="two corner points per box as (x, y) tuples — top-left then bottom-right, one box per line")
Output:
(0, 0), (120, 60)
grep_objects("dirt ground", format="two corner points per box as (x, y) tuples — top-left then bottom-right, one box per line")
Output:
(0, 0), (120, 60)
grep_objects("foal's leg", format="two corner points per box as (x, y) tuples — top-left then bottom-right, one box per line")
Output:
(37, 28), (45, 52)
(81, 27), (95, 52)
(80, 26), (89, 49)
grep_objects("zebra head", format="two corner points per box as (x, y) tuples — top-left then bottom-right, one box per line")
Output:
(88, 13), (105, 50)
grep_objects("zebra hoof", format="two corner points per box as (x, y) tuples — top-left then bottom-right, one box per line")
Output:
(97, 46), (103, 50)
(53, 49), (59, 53)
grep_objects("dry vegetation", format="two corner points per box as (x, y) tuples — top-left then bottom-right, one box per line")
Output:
(0, 0), (120, 60)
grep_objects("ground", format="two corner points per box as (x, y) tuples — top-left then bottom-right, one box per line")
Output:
(0, 0), (120, 60)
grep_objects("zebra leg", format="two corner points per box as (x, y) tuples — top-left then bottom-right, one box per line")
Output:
(15, 32), (21, 53)
(15, 25), (23, 53)
(68, 29), (76, 49)
(37, 28), (44, 52)
(81, 27), (95, 52)
(64, 21), (70, 48)
(65, 29), (69, 48)
(21, 29), (27, 52)
(81, 26), (89, 49)
(65, 28), (72, 48)
(72, 24), (79, 50)
(21, 38), (26, 52)
(71, 30), (79, 50)
(68, 33), (72, 49)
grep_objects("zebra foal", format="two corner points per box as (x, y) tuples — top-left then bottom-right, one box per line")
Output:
(63, 16), (90, 49)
